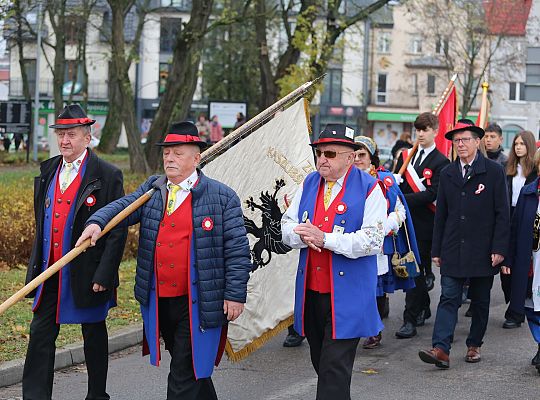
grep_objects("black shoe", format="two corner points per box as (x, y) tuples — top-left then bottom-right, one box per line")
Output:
(283, 332), (305, 347)
(531, 345), (540, 366)
(425, 273), (435, 292)
(415, 308), (431, 327)
(465, 305), (473, 317)
(502, 319), (521, 329)
(395, 321), (417, 339)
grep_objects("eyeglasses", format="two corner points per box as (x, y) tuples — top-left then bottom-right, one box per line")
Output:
(315, 149), (352, 159)
(452, 137), (474, 145)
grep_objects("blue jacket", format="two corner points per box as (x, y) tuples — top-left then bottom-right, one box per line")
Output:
(507, 177), (539, 315)
(86, 170), (252, 329)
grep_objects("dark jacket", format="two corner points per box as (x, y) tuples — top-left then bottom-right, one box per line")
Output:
(394, 147), (450, 241)
(486, 147), (508, 169)
(507, 167), (537, 211)
(432, 152), (510, 278)
(86, 171), (251, 329)
(26, 149), (127, 308)
(506, 177), (539, 315)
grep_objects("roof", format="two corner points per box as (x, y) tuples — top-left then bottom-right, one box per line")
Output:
(483, 0), (532, 36)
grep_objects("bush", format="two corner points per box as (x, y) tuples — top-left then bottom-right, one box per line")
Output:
(0, 168), (148, 270)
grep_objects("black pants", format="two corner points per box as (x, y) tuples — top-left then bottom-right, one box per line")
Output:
(304, 290), (360, 400)
(22, 281), (109, 400)
(403, 239), (431, 324)
(158, 296), (218, 400)
(501, 273), (525, 323)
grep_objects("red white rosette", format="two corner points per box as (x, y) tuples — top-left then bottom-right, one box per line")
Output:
(202, 217), (214, 231)
(84, 194), (96, 207)
(335, 202), (347, 214)
(383, 176), (394, 188)
(423, 168), (433, 186)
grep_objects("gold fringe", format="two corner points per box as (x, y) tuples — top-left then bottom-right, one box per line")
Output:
(225, 315), (295, 362)
(303, 98), (312, 134)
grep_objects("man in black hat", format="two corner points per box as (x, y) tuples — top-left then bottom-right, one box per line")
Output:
(282, 123), (386, 399)
(76, 121), (252, 400)
(23, 104), (127, 399)
(418, 119), (510, 369)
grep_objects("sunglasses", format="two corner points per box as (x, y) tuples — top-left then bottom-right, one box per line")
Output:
(315, 149), (352, 159)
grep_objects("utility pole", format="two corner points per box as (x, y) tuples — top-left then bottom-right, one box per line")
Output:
(32, 0), (42, 162)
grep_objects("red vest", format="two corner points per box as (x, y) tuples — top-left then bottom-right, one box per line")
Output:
(155, 192), (193, 297)
(306, 182), (345, 293)
(50, 167), (83, 264)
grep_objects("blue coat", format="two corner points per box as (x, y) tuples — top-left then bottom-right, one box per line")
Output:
(293, 167), (384, 339)
(432, 152), (510, 277)
(86, 171), (252, 377)
(506, 177), (539, 315)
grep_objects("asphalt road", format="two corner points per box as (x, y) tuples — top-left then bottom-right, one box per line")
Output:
(1, 273), (539, 400)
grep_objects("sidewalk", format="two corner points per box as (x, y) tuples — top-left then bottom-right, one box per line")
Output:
(0, 324), (143, 388)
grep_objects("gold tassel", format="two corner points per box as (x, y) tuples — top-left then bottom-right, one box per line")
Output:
(225, 315), (295, 362)
(303, 98), (312, 135)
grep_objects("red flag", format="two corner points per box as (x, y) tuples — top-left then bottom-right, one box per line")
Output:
(435, 85), (457, 158)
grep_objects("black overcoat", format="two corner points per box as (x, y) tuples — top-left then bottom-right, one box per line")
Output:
(26, 149), (127, 308)
(432, 152), (510, 278)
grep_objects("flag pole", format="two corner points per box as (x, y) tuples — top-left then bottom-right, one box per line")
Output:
(397, 74), (457, 175)
(200, 75), (325, 167)
(478, 81), (489, 129)
(0, 188), (156, 316)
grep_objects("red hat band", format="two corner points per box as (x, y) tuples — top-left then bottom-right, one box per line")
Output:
(164, 134), (203, 144)
(56, 117), (93, 125)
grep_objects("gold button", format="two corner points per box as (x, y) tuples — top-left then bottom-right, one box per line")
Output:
(54, 243), (59, 248)
(158, 262), (162, 267)
(53, 228), (58, 233)
(67, 200), (71, 204)
(161, 222), (165, 227)
(316, 266), (321, 271)
(171, 223), (176, 227)
(57, 199), (62, 204)
(159, 281), (164, 285)
(171, 283), (177, 287)
(170, 263), (174, 268)
(157, 242), (161, 247)
(54, 213), (60, 218)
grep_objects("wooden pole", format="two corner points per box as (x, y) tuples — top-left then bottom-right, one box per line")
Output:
(397, 74), (457, 175)
(478, 82), (489, 129)
(0, 188), (156, 316)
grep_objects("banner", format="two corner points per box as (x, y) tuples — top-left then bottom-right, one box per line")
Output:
(435, 85), (457, 158)
(202, 99), (315, 361)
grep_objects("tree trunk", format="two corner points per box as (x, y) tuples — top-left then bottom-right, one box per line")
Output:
(109, 0), (149, 173)
(47, 0), (67, 118)
(97, 60), (122, 153)
(144, 0), (214, 171)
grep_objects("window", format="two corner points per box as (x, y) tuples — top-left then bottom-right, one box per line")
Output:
(161, 0), (191, 7)
(435, 37), (448, 55)
(376, 73), (387, 104)
(320, 69), (342, 104)
(64, 61), (86, 94)
(65, 15), (85, 45)
(160, 18), (181, 52)
(427, 74), (436, 95)
(412, 73), (418, 95)
(509, 82), (525, 101)
(411, 37), (423, 54)
(159, 63), (170, 95)
(377, 32), (391, 53)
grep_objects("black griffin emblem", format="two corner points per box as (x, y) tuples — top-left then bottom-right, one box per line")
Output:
(244, 179), (292, 272)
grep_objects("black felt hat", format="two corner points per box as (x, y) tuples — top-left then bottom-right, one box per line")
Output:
(49, 104), (96, 129)
(310, 123), (360, 150)
(156, 121), (208, 149)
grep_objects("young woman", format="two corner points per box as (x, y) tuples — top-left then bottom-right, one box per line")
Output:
(353, 136), (419, 349)
(503, 149), (540, 375)
(503, 130), (538, 329)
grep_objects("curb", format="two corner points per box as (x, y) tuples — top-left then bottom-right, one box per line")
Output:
(0, 324), (143, 388)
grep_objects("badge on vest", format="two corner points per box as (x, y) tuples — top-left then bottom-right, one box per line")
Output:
(333, 225), (344, 234)
(84, 195), (96, 207)
(202, 217), (214, 231)
(301, 211), (309, 223)
(423, 168), (433, 186)
(475, 184), (485, 195)
(383, 176), (393, 187)
(335, 202), (347, 214)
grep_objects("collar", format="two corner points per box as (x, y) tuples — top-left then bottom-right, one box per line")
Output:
(418, 142), (436, 156)
(168, 170), (199, 192)
(62, 149), (87, 173)
(486, 146), (503, 158)
(460, 152), (479, 169)
(326, 172), (346, 189)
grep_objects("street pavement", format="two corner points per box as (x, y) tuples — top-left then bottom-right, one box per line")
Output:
(1, 272), (539, 400)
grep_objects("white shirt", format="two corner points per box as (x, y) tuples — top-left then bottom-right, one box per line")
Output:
(412, 143), (436, 167)
(460, 158), (476, 177)
(511, 164), (526, 207)
(167, 170), (198, 213)
(281, 173), (386, 259)
(59, 149), (87, 190)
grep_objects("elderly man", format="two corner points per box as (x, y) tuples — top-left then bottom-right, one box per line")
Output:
(419, 120), (510, 369)
(282, 123), (386, 400)
(23, 104), (127, 400)
(77, 121), (251, 400)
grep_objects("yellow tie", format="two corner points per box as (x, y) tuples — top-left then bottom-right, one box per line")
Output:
(324, 181), (335, 210)
(166, 184), (181, 215)
(60, 163), (74, 194)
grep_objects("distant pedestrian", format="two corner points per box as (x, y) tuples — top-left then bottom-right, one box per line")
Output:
(2, 133), (11, 152)
(14, 132), (24, 152)
(419, 119), (510, 369)
(195, 113), (211, 143)
(233, 112), (246, 130)
(210, 115), (224, 144)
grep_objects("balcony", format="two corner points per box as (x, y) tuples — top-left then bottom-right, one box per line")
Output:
(9, 78), (109, 100)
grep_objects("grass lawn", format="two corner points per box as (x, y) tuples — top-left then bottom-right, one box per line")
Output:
(0, 260), (140, 363)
